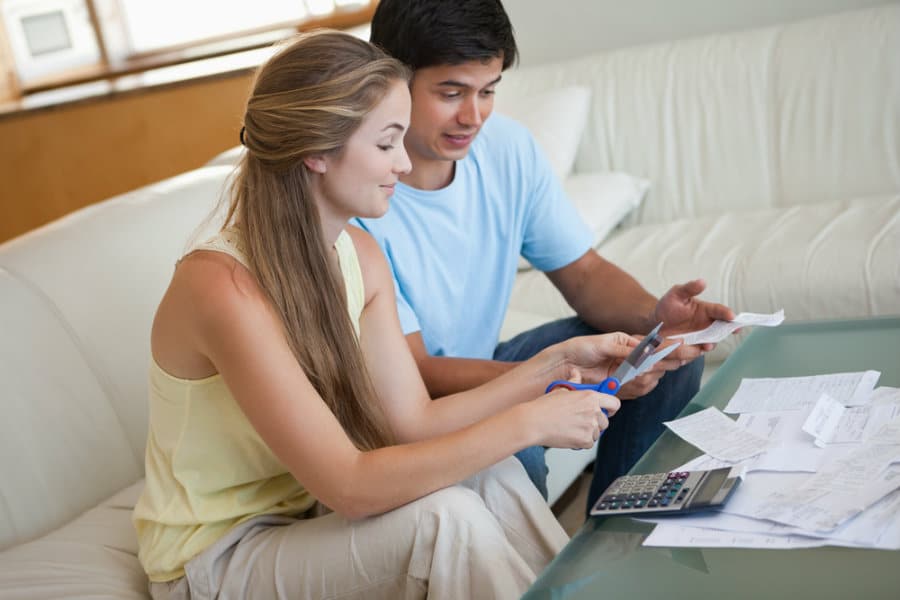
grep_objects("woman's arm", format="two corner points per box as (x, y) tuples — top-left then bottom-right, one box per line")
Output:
(178, 247), (614, 520)
(350, 226), (631, 442)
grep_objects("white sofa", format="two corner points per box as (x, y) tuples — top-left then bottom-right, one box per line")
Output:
(1, 5), (898, 597)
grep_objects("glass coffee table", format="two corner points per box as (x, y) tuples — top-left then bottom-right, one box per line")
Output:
(524, 317), (900, 600)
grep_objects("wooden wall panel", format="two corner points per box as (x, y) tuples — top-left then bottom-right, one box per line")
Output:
(1, 72), (253, 243)
(0, 12), (20, 103)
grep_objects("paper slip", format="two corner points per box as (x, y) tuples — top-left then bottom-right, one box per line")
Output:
(669, 309), (784, 345)
(737, 411), (811, 446)
(726, 487), (858, 533)
(723, 370), (880, 414)
(664, 407), (770, 462)
(723, 444), (900, 532)
(827, 483), (900, 549)
(812, 388), (900, 444)
(872, 386), (900, 404)
(827, 399), (900, 444)
(867, 415), (900, 445)
(678, 447), (823, 474)
(802, 394), (846, 447)
(643, 523), (830, 549)
(643, 484), (900, 550)
(618, 341), (681, 385)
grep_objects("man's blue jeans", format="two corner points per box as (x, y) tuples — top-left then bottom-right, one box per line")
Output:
(493, 317), (703, 514)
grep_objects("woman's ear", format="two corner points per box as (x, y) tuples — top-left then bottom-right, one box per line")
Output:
(303, 156), (327, 174)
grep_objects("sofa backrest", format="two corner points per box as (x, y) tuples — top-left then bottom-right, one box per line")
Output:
(0, 166), (232, 551)
(498, 5), (900, 225)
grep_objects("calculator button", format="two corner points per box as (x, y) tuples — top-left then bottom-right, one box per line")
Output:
(635, 500), (646, 508)
(597, 503), (609, 511)
(648, 500), (659, 507)
(660, 499), (671, 506)
(610, 502), (620, 509)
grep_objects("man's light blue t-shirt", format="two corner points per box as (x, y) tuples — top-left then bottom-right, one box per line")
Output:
(356, 114), (593, 359)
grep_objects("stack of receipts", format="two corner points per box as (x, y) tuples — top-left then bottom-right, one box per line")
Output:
(642, 372), (900, 550)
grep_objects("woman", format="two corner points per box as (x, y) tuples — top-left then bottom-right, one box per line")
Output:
(134, 30), (633, 599)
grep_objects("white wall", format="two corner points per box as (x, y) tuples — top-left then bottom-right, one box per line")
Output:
(504, 0), (897, 65)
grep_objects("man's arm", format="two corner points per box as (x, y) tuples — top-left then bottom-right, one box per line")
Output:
(546, 251), (658, 335)
(407, 332), (519, 397)
(547, 249), (736, 348)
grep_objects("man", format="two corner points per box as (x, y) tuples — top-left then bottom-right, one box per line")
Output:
(357, 0), (734, 512)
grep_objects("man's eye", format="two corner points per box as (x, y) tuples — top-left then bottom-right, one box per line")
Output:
(378, 144), (394, 151)
(481, 89), (496, 96)
(442, 92), (461, 99)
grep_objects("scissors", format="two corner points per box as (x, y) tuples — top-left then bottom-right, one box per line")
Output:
(544, 322), (664, 396)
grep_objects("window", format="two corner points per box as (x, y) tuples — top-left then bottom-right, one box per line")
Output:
(0, 0), (374, 93)
(2, 0), (102, 84)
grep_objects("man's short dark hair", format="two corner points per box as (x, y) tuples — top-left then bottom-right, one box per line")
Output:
(370, 0), (518, 71)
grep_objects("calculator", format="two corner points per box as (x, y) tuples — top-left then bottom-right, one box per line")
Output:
(589, 467), (741, 516)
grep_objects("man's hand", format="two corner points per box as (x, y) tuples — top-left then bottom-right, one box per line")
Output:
(651, 279), (735, 353)
(615, 337), (685, 399)
(617, 369), (665, 399)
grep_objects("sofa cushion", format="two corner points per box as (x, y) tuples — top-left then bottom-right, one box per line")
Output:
(0, 269), (141, 551)
(0, 167), (233, 464)
(565, 172), (650, 247)
(0, 482), (147, 599)
(496, 5), (900, 226)
(0, 167), (232, 551)
(495, 85), (591, 181)
(517, 171), (649, 271)
(504, 194), (900, 363)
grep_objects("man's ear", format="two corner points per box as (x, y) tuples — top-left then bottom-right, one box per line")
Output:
(303, 156), (327, 174)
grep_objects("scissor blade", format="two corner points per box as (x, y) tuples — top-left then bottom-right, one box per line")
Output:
(612, 322), (663, 381)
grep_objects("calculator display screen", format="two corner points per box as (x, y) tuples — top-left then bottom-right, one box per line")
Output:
(692, 469), (730, 506)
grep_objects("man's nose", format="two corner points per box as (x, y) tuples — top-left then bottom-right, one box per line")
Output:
(458, 96), (483, 127)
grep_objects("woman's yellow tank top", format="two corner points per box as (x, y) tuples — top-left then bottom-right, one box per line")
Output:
(133, 227), (365, 582)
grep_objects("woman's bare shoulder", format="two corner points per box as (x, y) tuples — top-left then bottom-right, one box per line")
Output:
(152, 251), (279, 377)
(345, 224), (392, 301)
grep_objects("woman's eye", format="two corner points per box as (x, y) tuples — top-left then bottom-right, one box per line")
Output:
(378, 144), (394, 151)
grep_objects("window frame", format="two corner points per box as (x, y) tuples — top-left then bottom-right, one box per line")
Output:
(1, 0), (377, 96)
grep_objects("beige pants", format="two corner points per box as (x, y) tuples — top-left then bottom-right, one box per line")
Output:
(149, 457), (568, 600)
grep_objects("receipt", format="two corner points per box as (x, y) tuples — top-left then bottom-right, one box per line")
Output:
(724, 371), (880, 413)
(802, 394), (846, 447)
(664, 407), (770, 462)
(669, 309), (784, 345)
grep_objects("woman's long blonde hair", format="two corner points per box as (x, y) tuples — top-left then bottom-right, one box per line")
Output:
(226, 30), (409, 451)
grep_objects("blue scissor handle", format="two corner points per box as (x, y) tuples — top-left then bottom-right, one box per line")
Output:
(545, 376), (621, 396)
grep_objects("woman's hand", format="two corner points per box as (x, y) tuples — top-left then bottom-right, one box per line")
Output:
(549, 331), (678, 400)
(524, 387), (621, 449)
(551, 331), (638, 385)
